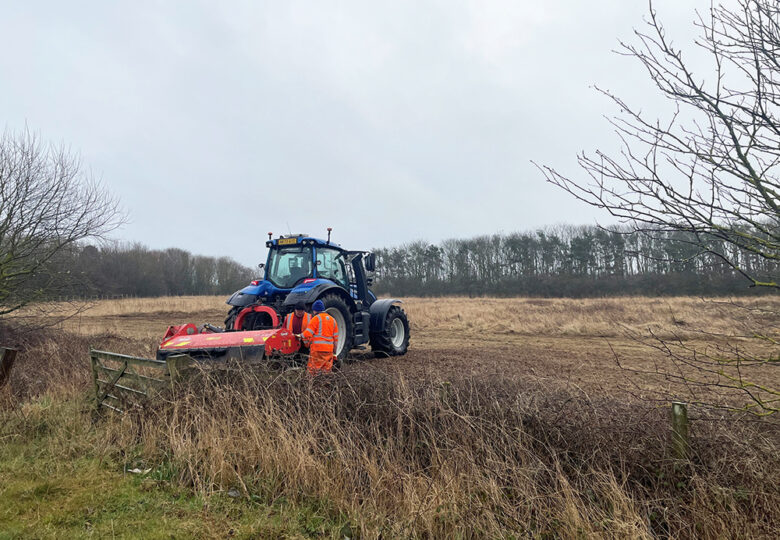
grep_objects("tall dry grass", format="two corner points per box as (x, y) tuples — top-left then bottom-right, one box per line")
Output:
(405, 295), (779, 341)
(76, 295), (227, 316)
(96, 366), (778, 539)
(10, 295), (226, 318)
(18, 295), (778, 344)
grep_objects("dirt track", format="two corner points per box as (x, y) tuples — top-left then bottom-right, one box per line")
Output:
(352, 337), (671, 399)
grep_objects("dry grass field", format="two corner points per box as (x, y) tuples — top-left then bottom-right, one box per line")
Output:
(2, 295), (779, 538)
(26, 294), (779, 340)
(19, 294), (780, 403)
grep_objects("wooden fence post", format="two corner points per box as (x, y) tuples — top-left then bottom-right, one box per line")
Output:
(90, 350), (100, 408)
(166, 354), (194, 385)
(0, 347), (19, 389)
(671, 401), (689, 459)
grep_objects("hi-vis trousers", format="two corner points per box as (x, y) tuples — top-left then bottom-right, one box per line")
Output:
(307, 347), (334, 374)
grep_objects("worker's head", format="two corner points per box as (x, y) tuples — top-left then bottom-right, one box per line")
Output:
(294, 301), (306, 317)
(312, 300), (325, 313)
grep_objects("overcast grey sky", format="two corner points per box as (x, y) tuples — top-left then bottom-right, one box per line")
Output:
(1, 1), (702, 268)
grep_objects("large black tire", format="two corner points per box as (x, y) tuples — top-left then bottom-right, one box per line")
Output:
(370, 305), (410, 357)
(224, 306), (241, 330)
(317, 293), (354, 362)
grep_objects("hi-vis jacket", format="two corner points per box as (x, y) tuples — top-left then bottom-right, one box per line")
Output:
(301, 312), (339, 352)
(283, 312), (311, 334)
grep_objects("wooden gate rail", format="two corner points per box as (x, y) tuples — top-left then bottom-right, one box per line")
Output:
(90, 349), (192, 414)
(0, 347), (19, 389)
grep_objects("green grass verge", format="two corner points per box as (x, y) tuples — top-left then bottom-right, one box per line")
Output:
(0, 396), (354, 539)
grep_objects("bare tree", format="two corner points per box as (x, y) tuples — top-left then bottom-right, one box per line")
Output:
(0, 129), (124, 316)
(539, 0), (778, 289)
(539, 1), (779, 415)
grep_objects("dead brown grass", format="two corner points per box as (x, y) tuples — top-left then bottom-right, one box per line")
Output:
(29, 295), (776, 411)
(2, 295), (779, 538)
(405, 295), (779, 342)
(96, 367), (778, 538)
(21, 294), (777, 342)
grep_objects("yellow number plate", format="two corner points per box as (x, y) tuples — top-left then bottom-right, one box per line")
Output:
(278, 238), (298, 245)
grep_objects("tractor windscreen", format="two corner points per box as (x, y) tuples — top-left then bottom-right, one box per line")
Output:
(315, 247), (350, 289)
(266, 246), (313, 288)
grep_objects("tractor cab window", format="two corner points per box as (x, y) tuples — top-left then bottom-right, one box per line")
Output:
(316, 247), (349, 289)
(266, 246), (313, 288)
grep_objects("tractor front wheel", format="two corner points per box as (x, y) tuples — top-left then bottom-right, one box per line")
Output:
(224, 306), (241, 330)
(370, 305), (410, 357)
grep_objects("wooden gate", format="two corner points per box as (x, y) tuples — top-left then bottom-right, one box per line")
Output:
(0, 347), (19, 389)
(90, 349), (192, 413)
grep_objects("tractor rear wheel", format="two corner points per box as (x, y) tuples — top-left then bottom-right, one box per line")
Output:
(318, 293), (353, 363)
(370, 305), (410, 357)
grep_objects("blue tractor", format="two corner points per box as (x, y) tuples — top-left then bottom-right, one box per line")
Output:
(223, 231), (410, 360)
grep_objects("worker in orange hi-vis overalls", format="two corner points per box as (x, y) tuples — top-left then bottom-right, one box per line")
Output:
(298, 299), (339, 374)
(283, 301), (311, 334)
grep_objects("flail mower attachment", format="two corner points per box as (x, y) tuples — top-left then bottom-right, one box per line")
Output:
(156, 323), (303, 366)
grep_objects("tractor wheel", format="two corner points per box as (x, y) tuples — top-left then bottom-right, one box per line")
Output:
(370, 305), (410, 357)
(318, 293), (353, 363)
(225, 305), (275, 331)
(224, 306), (241, 331)
(242, 310), (275, 330)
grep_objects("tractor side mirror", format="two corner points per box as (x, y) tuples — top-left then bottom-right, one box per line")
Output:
(257, 263), (265, 269)
(364, 253), (376, 272)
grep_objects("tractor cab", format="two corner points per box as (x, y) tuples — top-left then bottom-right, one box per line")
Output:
(263, 235), (377, 305)
(264, 240), (352, 292)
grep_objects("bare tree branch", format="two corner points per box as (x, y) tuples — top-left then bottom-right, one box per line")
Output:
(536, 0), (779, 289)
(0, 128), (125, 316)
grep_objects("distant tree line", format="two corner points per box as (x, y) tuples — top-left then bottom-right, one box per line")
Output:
(52, 243), (255, 298)
(372, 225), (778, 297)
(33, 225), (777, 300)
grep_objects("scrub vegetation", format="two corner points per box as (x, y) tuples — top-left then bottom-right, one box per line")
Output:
(2, 296), (778, 538)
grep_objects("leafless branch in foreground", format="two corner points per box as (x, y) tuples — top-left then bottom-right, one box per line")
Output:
(537, 0), (779, 290)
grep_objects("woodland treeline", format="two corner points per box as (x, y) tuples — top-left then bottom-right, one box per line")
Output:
(46, 225), (777, 299)
(371, 225), (777, 297)
(54, 244), (255, 298)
